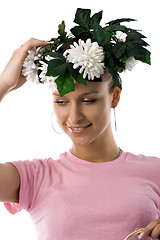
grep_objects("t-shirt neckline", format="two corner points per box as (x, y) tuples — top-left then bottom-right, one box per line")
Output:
(67, 149), (127, 166)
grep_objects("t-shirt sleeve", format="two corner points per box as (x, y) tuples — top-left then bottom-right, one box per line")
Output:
(4, 158), (48, 214)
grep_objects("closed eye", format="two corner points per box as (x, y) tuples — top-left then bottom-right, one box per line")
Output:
(54, 100), (67, 105)
(83, 99), (97, 104)
(54, 99), (97, 106)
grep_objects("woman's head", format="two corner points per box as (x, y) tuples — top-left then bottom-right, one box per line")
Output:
(52, 66), (121, 147)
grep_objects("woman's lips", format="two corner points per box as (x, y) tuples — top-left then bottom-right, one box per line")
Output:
(68, 123), (92, 133)
(68, 123), (92, 129)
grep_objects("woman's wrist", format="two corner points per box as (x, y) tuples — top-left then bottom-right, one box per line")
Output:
(0, 79), (10, 102)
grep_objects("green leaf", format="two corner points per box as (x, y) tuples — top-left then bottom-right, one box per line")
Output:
(146, 50), (151, 65)
(75, 73), (87, 85)
(67, 63), (78, 78)
(126, 30), (149, 46)
(127, 30), (147, 40)
(55, 73), (75, 97)
(74, 8), (91, 32)
(108, 68), (122, 89)
(115, 65), (125, 73)
(67, 63), (86, 85)
(92, 20), (112, 48)
(43, 38), (62, 52)
(122, 54), (128, 63)
(103, 31), (112, 50)
(43, 44), (53, 53)
(126, 43), (150, 63)
(104, 25), (126, 32)
(58, 21), (67, 39)
(105, 51), (114, 67)
(70, 26), (86, 37)
(92, 20), (105, 46)
(127, 38), (149, 47)
(106, 18), (136, 26)
(112, 42), (127, 58)
(90, 11), (103, 28)
(46, 59), (67, 77)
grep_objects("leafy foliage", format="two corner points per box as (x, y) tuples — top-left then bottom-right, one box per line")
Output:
(34, 8), (151, 96)
(45, 52), (87, 96)
(106, 18), (136, 26)
(42, 21), (68, 53)
(55, 73), (75, 97)
(70, 8), (103, 37)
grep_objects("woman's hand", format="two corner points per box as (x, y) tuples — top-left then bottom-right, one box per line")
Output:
(0, 38), (49, 100)
(138, 219), (160, 239)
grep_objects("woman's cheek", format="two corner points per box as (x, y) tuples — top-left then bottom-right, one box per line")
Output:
(53, 107), (65, 125)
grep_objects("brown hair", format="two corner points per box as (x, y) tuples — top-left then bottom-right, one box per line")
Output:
(101, 67), (115, 94)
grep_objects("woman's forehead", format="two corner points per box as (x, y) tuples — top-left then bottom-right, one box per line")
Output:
(53, 81), (108, 97)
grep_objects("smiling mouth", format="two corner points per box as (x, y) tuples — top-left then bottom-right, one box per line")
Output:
(68, 123), (92, 130)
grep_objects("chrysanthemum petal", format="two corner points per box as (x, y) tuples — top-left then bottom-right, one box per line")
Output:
(65, 38), (105, 80)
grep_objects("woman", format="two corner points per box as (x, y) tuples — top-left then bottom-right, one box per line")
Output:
(0, 8), (160, 240)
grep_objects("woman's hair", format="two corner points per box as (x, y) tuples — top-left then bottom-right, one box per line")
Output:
(58, 36), (115, 94)
(101, 68), (115, 94)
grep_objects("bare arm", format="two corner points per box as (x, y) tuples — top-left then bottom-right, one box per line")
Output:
(0, 163), (20, 203)
(0, 38), (49, 202)
(0, 81), (10, 102)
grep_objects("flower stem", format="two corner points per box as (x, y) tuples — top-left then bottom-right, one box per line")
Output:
(124, 228), (144, 240)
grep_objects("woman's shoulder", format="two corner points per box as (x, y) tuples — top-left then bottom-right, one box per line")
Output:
(125, 150), (160, 166)
(9, 155), (61, 174)
(127, 151), (160, 159)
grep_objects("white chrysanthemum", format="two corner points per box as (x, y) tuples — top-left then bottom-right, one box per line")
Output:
(63, 38), (105, 80)
(116, 31), (127, 42)
(38, 60), (58, 89)
(125, 57), (139, 71)
(45, 55), (54, 62)
(22, 47), (40, 84)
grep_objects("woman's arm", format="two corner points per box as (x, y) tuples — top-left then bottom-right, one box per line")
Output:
(0, 81), (10, 102)
(0, 38), (49, 102)
(0, 163), (20, 203)
(0, 38), (49, 202)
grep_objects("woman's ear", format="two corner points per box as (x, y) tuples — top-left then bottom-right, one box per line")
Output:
(111, 86), (122, 108)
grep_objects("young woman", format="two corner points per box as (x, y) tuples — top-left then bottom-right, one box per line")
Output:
(0, 8), (160, 240)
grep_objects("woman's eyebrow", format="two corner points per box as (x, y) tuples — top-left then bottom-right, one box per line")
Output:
(80, 91), (99, 96)
(53, 91), (99, 97)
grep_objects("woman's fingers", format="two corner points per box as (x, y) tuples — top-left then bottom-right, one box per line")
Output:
(150, 224), (160, 239)
(0, 38), (49, 92)
(13, 38), (49, 62)
(138, 219), (160, 239)
(21, 38), (49, 52)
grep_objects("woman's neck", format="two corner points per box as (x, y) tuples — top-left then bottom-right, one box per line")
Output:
(70, 124), (120, 163)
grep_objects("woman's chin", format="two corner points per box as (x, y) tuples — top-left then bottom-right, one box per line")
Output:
(70, 137), (94, 147)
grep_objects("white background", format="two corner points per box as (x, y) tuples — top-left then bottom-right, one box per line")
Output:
(0, 0), (159, 239)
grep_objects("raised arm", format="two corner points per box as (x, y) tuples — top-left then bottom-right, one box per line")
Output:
(0, 38), (49, 102)
(0, 38), (49, 203)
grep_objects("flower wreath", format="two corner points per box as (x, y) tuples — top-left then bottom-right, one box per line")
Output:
(22, 8), (151, 97)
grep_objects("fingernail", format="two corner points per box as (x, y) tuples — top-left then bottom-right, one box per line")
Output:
(138, 232), (144, 239)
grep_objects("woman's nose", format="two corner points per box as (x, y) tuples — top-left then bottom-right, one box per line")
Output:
(68, 103), (84, 125)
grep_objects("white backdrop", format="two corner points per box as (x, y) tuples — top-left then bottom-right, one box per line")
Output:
(0, 0), (159, 239)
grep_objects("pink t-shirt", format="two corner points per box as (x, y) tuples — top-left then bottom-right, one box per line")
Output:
(4, 150), (160, 240)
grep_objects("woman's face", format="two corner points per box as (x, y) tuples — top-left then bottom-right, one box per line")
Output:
(52, 77), (115, 147)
